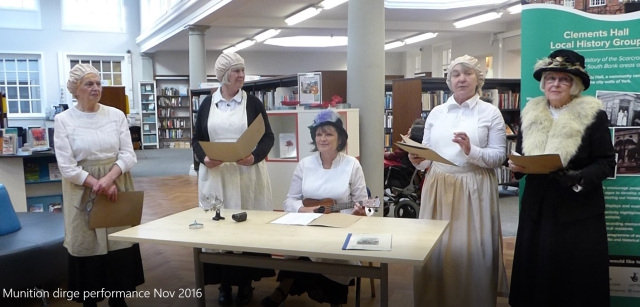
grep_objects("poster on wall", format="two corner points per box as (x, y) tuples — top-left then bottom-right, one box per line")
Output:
(522, 4), (640, 305)
(298, 72), (321, 105)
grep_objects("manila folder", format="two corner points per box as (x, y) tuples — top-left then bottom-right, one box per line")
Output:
(508, 153), (563, 174)
(396, 135), (456, 166)
(89, 191), (144, 229)
(199, 115), (265, 162)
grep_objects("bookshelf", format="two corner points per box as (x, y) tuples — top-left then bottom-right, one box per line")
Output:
(138, 81), (158, 148)
(155, 76), (191, 148)
(242, 71), (347, 110)
(0, 153), (62, 212)
(391, 77), (521, 186)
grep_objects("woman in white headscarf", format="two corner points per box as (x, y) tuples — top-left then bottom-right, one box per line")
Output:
(192, 52), (275, 306)
(409, 55), (508, 306)
(55, 64), (143, 307)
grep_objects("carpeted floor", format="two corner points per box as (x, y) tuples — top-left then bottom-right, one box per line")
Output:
(130, 148), (195, 178)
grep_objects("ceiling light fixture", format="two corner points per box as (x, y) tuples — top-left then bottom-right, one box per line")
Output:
(507, 4), (522, 14)
(384, 41), (405, 50)
(264, 36), (348, 47)
(285, 6), (323, 26)
(453, 11), (503, 28)
(404, 32), (438, 44)
(319, 0), (348, 10)
(222, 46), (238, 54)
(222, 39), (256, 54)
(253, 29), (281, 42)
(384, 0), (509, 10)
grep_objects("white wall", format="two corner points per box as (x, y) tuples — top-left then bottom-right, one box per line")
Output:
(2, 0), (142, 128)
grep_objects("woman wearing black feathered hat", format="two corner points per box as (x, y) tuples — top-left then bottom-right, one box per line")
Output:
(508, 49), (616, 307)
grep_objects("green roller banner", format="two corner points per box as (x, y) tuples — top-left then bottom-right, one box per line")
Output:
(522, 4), (640, 305)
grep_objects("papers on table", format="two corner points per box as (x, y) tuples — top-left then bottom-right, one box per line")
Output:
(508, 152), (563, 174)
(395, 135), (456, 166)
(270, 212), (361, 228)
(342, 233), (392, 251)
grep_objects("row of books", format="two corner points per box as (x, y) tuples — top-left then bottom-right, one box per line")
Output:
(159, 128), (189, 139)
(482, 89), (521, 109)
(421, 91), (451, 111)
(1, 127), (52, 155)
(158, 96), (188, 107)
(384, 92), (393, 110)
(160, 118), (190, 129)
(158, 107), (190, 118)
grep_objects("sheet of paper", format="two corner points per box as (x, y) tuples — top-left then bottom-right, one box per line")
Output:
(309, 214), (361, 228)
(342, 233), (392, 251)
(396, 135), (456, 166)
(508, 153), (563, 174)
(270, 212), (323, 225)
(199, 116), (265, 162)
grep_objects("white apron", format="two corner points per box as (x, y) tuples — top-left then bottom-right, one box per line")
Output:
(197, 91), (272, 211)
(414, 99), (508, 306)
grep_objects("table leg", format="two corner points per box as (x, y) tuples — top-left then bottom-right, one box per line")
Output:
(194, 248), (206, 307)
(380, 263), (388, 307)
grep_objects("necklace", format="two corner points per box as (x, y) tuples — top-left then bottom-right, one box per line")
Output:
(549, 103), (569, 111)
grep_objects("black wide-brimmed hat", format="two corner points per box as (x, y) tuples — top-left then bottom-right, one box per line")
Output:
(533, 49), (590, 90)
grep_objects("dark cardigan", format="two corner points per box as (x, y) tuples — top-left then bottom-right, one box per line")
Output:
(192, 92), (274, 165)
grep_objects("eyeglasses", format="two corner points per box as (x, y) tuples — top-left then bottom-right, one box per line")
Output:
(544, 74), (573, 86)
(75, 190), (96, 212)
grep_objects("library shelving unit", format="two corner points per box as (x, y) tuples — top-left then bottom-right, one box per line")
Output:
(242, 71), (347, 110)
(0, 153), (62, 212)
(155, 76), (191, 148)
(138, 81), (158, 148)
(391, 77), (521, 186)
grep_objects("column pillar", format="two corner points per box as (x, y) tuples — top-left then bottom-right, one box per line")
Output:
(187, 25), (210, 89)
(347, 0), (385, 213)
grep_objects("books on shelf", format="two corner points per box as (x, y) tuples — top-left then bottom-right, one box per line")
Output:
(2, 131), (17, 155)
(49, 163), (62, 180)
(278, 133), (297, 158)
(28, 127), (49, 149)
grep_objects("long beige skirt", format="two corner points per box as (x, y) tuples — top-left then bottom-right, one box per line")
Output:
(413, 162), (508, 307)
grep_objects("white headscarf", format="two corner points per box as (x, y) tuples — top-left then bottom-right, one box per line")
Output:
(445, 55), (485, 95)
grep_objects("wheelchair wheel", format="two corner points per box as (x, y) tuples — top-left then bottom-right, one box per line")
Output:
(394, 199), (419, 219)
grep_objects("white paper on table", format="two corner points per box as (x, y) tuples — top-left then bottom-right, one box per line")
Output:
(270, 212), (323, 225)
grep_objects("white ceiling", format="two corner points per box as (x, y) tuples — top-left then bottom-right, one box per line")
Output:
(139, 0), (522, 54)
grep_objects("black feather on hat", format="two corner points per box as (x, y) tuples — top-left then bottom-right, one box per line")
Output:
(533, 49), (590, 90)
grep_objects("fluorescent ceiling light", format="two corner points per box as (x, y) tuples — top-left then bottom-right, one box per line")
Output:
(384, 0), (509, 10)
(223, 46), (238, 54)
(285, 6), (322, 26)
(453, 11), (503, 28)
(385, 41), (405, 50)
(507, 4), (522, 14)
(319, 0), (348, 10)
(235, 39), (256, 50)
(404, 32), (438, 44)
(253, 29), (281, 42)
(265, 36), (348, 47)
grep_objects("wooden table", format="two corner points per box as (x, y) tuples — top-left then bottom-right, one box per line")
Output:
(109, 208), (448, 307)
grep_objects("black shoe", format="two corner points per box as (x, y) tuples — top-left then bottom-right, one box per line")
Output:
(218, 285), (233, 306)
(260, 296), (281, 307)
(236, 282), (254, 306)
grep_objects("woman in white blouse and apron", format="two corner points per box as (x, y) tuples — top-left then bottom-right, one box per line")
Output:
(192, 52), (275, 306)
(409, 55), (509, 307)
